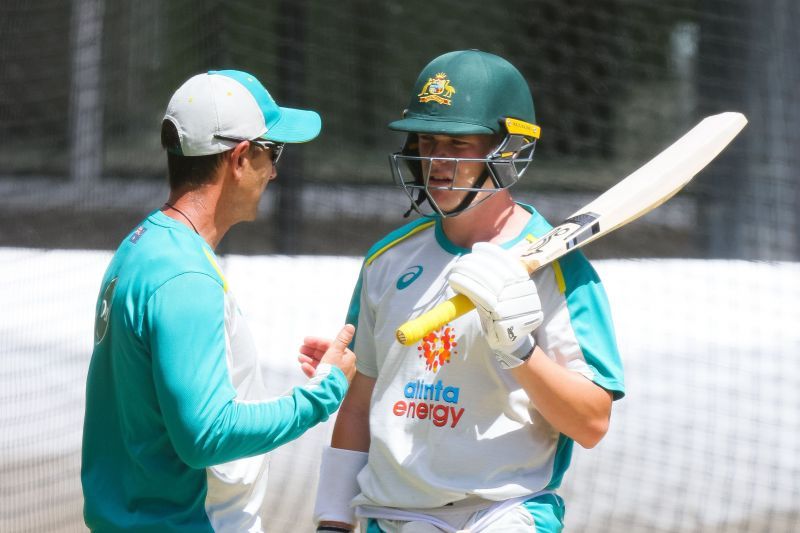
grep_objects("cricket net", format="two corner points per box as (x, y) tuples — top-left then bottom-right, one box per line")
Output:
(2, 251), (799, 532)
(1, 1), (799, 532)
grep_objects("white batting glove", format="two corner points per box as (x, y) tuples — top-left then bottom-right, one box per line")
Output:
(447, 242), (543, 369)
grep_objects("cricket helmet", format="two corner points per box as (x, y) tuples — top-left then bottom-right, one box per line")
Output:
(389, 50), (541, 217)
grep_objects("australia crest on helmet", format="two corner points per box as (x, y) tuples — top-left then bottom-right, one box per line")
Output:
(418, 72), (456, 105)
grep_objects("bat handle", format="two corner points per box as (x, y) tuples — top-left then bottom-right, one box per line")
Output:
(395, 293), (476, 345)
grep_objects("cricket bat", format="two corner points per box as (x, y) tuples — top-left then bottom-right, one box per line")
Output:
(395, 111), (748, 345)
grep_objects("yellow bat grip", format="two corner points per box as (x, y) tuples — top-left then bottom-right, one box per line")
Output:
(395, 293), (476, 345)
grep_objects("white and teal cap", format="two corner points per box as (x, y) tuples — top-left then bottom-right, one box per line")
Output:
(164, 69), (321, 156)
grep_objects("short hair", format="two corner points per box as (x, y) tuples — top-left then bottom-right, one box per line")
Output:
(160, 120), (227, 190)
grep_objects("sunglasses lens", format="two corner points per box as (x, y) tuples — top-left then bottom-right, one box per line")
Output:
(272, 144), (284, 163)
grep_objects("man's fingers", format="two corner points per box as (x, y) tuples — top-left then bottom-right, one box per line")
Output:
(330, 324), (356, 352)
(299, 345), (325, 359)
(299, 362), (316, 378)
(300, 336), (332, 359)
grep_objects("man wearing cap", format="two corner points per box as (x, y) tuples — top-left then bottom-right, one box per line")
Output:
(306, 51), (624, 532)
(81, 70), (356, 532)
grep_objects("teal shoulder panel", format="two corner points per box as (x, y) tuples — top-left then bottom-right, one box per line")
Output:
(349, 217), (435, 348)
(513, 202), (553, 244)
(364, 217), (436, 266)
(344, 272), (364, 351)
(557, 250), (625, 400)
(516, 202), (553, 236)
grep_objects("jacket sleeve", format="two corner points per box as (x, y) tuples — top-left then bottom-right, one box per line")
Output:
(144, 272), (348, 468)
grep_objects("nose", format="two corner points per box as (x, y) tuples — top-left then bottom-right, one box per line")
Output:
(429, 143), (455, 172)
(429, 157), (450, 174)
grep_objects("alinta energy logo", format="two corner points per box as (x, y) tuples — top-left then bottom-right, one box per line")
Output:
(391, 325), (465, 429)
(417, 325), (457, 371)
(393, 378), (464, 429)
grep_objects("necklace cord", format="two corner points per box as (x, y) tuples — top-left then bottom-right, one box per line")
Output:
(163, 203), (199, 234)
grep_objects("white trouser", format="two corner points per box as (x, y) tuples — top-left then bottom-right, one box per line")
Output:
(356, 492), (552, 533)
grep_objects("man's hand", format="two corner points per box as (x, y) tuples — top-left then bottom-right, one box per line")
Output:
(299, 324), (357, 382)
(448, 242), (543, 368)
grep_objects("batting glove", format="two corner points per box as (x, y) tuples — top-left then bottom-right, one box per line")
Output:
(447, 242), (543, 369)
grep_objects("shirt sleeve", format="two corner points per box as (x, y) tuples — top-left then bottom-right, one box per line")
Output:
(144, 272), (348, 468)
(347, 265), (379, 378)
(535, 252), (625, 400)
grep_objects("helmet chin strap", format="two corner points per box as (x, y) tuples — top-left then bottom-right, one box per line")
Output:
(403, 190), (426, 218)
(409, 168), (490, 218)
(438, 171), (486, 216)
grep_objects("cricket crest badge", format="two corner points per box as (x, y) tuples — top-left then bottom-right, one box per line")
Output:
(418, 73), (456, 105)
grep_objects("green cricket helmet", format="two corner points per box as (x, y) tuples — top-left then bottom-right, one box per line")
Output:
(388, 49), (541, 217)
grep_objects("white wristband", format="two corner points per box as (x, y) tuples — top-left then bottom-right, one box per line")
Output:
(493, 334), (535, 369)
(313, 445), (368, 526)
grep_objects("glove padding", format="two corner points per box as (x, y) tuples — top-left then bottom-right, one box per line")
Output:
(448, 242), (543, 368)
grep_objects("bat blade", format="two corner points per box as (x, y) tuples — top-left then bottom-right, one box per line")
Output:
(395, 112), (748, 346)
(519, 111), (748, 272)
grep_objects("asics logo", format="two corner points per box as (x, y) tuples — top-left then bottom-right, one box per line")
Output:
(397, 265), (423, 290)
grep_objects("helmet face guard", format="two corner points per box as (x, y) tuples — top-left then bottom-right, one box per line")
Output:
(390, 120), (539, 218)
(387, 50), (540, 217)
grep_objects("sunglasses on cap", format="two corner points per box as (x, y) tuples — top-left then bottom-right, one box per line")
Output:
(214, 134), (284, 164)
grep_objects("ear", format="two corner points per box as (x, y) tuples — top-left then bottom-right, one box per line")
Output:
(229, 141), (252, 177)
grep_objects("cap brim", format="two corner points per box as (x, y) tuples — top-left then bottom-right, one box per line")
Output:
(263, 107), (321, 143)
(388, 117), (495, 135)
